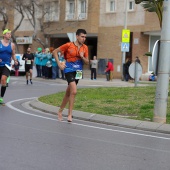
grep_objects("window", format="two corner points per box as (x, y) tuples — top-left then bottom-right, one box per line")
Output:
(44, 1), (59, 22)
(80, 0), (86, 13)
(66, 0), (75, 20)
(50, 1), (59, 21)
(44, 2), (50, 21)
(106, 0), (116, 12)
(110, 0), (115, 12)
(66, 0), (88, 20)
(78, 0), (87, 19)
(128, 0), (134, 11)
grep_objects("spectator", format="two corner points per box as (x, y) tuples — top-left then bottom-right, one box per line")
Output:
(14, 59), (20, 76)
(105, 60), (114, 81)
(59, 52), (65, 80)
(124, 58), (131, 81)
(45, 48), (52, 79)
(34, 47), (42, 77)
(41, 49), (48, 78)
(149, 72), (156, 81)
(135, 56), (141, 64)
(51, 57), (60, 80)
(90, 55), (98, 80)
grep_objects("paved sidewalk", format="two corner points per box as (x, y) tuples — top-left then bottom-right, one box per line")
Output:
(29, 77), (170, 134)
(34, 77), (150, 87)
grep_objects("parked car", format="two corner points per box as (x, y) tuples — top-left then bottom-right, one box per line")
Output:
(11, 54), (25, 73)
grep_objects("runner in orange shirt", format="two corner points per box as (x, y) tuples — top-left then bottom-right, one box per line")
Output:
(53, 29), (89, 122)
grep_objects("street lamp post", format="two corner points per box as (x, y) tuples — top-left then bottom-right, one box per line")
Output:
(153, 1), (170, 123)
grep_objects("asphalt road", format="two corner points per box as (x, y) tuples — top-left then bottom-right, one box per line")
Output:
(1, 76), (170, 170)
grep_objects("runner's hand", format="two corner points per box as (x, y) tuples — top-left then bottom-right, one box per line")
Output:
(59, 61), (66, 70)
(14, 60), (18, 65)
(80, 52), (84, 59)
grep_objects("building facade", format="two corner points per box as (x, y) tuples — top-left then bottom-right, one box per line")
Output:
(0, 0), (161, 78)
(99, 0), (160, 78)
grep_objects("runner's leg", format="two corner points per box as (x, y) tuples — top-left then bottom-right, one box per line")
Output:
(67, 81), (77, 122)
(29, 69), (33, 84)
(57, 86), (70, 121)
(0, 75), (7, 103)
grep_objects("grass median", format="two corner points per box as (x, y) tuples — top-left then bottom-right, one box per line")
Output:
(39, 85), (170, 124)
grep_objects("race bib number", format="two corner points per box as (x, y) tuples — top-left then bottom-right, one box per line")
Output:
(75, 70), (82, 79)
(26, 60), (31, 64)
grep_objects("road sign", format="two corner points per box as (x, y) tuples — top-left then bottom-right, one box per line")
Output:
(129, 62), (142, 81)
(122, 29), (130, 43)
(121, 42), (130, 52)
(67, 32), (76, 42)
(152, 40), (160, 76)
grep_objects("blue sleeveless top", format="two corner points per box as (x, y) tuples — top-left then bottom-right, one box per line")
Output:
(0, 41), (12, 67)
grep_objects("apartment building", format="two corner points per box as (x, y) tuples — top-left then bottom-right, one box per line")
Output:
(1, 0), (161, 78)
(99, 0), (160, 78)
(13, 0), (100, 71)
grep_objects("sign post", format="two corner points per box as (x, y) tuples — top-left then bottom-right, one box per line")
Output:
(129, 62), (142, 87)
(121, 29), (130, 80)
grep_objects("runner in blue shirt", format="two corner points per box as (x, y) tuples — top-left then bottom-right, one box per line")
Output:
(0, 29), (17, 105)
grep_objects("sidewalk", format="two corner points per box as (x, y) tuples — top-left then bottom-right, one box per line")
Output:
(30, 77), (170, 134)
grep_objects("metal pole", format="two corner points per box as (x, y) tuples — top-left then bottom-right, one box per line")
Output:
(121, 0), (128, 80)
(153, 1), (170, 123)
(134, 62), (138, 87)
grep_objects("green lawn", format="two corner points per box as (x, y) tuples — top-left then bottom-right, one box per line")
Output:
(39, 85), (170, 124)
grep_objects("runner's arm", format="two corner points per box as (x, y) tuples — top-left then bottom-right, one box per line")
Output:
(80, 55), (89, 65)
(11, 43), (18, 64)
(52, 48), (66, 70)
(80, 48), (89, 65)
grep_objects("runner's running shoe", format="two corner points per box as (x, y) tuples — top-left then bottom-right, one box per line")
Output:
(0, 98), (4, 105)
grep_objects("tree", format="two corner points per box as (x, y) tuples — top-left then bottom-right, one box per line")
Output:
(0, 0), (53, 50)
(135, 0), (163, 27)
(0, 0), (93, 51)
(22, 0), (80, 49)
(22, 0), (49, 48)
(0, 0), (25, 52)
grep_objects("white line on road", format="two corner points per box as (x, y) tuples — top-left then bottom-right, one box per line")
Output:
(6, 98), (170, 141)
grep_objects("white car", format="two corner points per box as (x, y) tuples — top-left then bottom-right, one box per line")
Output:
(11, 54), (25, 72)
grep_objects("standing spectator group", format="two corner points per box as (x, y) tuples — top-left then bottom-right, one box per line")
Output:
(34, 47), (65, 80)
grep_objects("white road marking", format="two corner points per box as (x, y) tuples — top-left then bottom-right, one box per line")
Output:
(6, 98), (170, 141)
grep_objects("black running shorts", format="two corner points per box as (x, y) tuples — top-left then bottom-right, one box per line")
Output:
(0, 66), (10, 79)
(25, 64), (33, 72)
(65, 71), (79, 85)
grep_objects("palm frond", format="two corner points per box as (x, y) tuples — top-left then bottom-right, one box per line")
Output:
(141, 0), (163, 28)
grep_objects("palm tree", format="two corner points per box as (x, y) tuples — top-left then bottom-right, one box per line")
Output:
(135, 0), (163, 28)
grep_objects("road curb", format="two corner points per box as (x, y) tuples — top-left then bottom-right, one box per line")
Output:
(29, 98), (170, 134)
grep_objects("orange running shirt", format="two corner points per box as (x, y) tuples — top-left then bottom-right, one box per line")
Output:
(59, 42), (88, 62)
